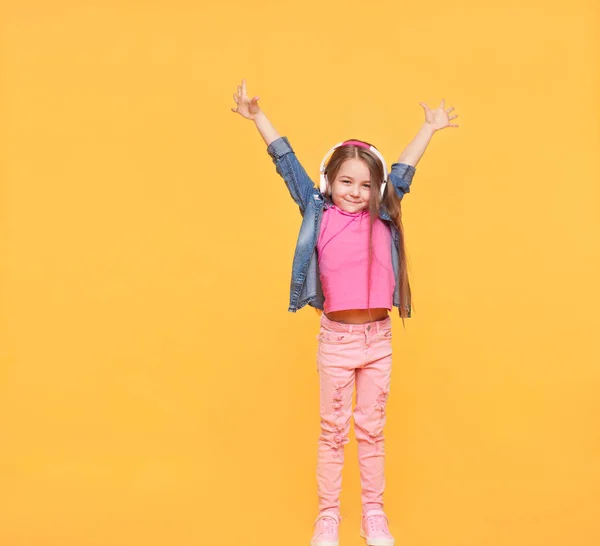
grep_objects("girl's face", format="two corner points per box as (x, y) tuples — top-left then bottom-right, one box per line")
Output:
(330, 158), (371, 214)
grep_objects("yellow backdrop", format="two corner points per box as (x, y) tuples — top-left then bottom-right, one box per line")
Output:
(1, 1), (599, 545)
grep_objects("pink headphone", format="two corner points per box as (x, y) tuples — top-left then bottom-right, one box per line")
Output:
(319, 140), (388, 196)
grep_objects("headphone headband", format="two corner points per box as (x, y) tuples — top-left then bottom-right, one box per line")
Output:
(319, 140), (388, 196)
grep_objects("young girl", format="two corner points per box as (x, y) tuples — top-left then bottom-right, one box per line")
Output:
(231, 79), (458, 546)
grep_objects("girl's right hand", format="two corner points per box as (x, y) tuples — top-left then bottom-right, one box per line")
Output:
(231, 79), (261, 120)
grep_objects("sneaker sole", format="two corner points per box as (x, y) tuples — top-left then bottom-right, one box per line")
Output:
(360, 530), (395, 546)
(310, 541), (339, 546)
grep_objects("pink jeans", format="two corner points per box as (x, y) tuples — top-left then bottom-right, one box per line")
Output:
(316, 313), (393, 517)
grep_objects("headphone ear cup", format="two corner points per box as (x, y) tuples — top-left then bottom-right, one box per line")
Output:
(320, 173), (331, 196)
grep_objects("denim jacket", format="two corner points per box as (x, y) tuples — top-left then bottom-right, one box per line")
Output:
(267, 136), (416, 316)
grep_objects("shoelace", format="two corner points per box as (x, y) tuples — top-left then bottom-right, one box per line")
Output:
(317, 517), (336, 536)
(367, 514), (389, 534)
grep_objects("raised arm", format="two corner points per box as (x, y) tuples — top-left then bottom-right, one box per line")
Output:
(231, 79), (281, 145)
(231, 79), (317, 214)
(396, 99), (459, 167)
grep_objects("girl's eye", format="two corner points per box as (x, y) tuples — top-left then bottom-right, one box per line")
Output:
(363, 185), (371, 189)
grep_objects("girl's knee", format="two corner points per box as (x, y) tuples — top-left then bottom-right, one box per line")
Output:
(354, 419), (385, 444)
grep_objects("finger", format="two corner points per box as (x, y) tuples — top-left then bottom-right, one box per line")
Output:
(418, 102), (429, 111)
(237, 85), (242, 98)
(446, 106), (455, 113)
(242, 78), (247, 94)
(231, 108), (238, 113)
(440, 98), (446, 108)
(233, 93), (239, 103)
(449, 114), (458, 120)
(251, 96), (260, 103)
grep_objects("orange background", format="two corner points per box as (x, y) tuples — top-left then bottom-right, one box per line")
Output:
(1, 1), (599, 545)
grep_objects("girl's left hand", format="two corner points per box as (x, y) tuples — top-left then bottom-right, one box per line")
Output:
(419, 99), (459, 131)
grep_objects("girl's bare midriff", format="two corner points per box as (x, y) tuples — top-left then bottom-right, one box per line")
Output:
(325, 308), (389, 325)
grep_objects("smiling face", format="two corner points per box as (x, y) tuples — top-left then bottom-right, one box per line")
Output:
(329, 158), (372, 214)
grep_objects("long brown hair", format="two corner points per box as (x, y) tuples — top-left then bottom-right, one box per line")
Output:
(323, 140), (412, 324)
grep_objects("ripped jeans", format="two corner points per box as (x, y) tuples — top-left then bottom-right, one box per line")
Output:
(316, 313), (393, 517)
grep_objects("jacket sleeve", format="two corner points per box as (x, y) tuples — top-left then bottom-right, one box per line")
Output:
(388, 162), (416, 201)
(267, 136), (318, 215)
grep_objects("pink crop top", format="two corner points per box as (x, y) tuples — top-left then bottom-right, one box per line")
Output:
(317, 205), (395, 313)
